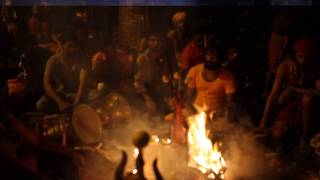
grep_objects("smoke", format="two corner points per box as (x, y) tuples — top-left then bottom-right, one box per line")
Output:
(209, 116), (277, 180)
(82, 110), (279, 180)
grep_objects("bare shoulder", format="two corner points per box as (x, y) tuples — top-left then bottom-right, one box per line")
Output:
(167, 29), (177, 39)
(46, 54), (61, 66)
(278, 59), (293, 71)
(189, 64), (203, 73)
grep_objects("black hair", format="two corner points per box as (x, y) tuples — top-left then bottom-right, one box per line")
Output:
(205, 38), (227, 62)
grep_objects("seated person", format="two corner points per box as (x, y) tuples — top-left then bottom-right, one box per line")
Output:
(36, 40), (88, 113)
(184, 45), (237, 126)
(255, 37), (320, 150)
(134, 33), (172, 116)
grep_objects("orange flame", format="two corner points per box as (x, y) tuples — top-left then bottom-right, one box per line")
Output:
(187, 111), (226, 179)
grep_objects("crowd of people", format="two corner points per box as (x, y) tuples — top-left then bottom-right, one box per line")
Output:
(1, 5), (320, 179)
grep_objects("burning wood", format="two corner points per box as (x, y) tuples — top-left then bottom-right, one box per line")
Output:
(187, 111), (227, 179)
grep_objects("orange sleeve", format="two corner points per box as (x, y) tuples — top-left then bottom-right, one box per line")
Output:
(184, 67), (197, 89)
(224, 72), (237, 94)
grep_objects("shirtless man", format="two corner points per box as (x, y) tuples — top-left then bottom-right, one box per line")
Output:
(36, 40), (88, 113)
(255, 37), (320, 149)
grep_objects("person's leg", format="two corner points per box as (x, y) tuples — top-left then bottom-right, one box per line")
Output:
(301, 95), (313, 142)
(36, 95), (59, 113)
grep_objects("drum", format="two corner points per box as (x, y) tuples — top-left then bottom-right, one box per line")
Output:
(72, 104), (102, 145)
(90, 92), (132, 126)
(102, 92), (131, 123)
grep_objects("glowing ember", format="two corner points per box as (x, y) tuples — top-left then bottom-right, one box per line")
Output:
(152, 135), (160, 143)
(187, 111), (227, 179)
(132, 148), (140, 174)
(161, 137), (172, 145)
(132, 169), (138, 174)
(133, 148), (139, 158)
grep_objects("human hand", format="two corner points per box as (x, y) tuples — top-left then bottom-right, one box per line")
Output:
(278, 88), (291, 105)
(162, 75), (170, 84)
(58, 101), (72, 112)
(91, 51), (107, 70)
(252, 124), (266, 134)
(173, 71), (181, 80)
(288, 61), (298, 79)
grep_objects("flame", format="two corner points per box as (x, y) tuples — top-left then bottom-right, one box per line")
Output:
(187, 111), (226, 179)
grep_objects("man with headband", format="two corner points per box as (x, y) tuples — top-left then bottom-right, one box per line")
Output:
(184, 45), (237, 123)
(255, 37), (320, 151)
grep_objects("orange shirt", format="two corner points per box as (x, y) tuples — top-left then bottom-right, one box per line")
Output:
(185, 64), (236, 112)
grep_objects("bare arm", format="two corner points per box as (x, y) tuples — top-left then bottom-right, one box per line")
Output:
(259, 63), (286, 128)
(226, 93), (237, 122)
(289, 80), (320, 96)
(43, 59), (65, 106)
(73, 68), (87, 105)
(184, 87), (197, 114)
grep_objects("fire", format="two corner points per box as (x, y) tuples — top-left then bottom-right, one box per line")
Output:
(187, 111), (227, 179)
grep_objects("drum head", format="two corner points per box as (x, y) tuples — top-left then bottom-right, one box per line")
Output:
(72, 104), (102, 144)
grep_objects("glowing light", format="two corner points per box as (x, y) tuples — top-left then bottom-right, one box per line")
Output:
(161, 138), (172, 145)
(132, 169), (137, 174)
(152, 135), (160, 143)
(133, 148), (139, 158)
(187, 111), (227, 179)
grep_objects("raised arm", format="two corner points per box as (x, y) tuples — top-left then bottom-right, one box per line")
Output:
(226, 93), (237, 122)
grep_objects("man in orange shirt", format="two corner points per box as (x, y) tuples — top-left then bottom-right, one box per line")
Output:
(184, 46), (237, 122)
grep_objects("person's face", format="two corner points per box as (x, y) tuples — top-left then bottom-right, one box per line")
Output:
(204, 50), (221, 71)
(175, 20), (185, 30)
(296, 52), (311, 66)
(148, 36), (159, 49)
(206, 50), (220, 63)
(63, 43), (78, 60)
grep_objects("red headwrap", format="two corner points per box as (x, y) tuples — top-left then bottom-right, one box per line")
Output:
(293, 37), (316, 55)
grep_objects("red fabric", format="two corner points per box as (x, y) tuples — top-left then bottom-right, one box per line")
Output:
(7, 78), (26, 98)
(116, 49), (133, 77)
(268, 32), (288, 73)
(272, 102), (301, 139)
(180, 41), (204, 70)
(27, 16), (39, 36)
(294, 37), (316, 55)
(171, 99), (187, 144)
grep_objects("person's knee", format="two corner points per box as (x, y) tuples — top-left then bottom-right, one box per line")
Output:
(272, 128), (284, 140)
(272, 122), (287, 140)
(36, 97), (46, 112)
(36, 96), (57, 113)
